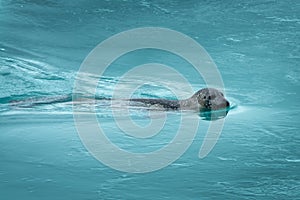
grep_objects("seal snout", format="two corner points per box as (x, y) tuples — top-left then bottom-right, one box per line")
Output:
(207, 96), (229, 111)
(211, 97), (230, 110)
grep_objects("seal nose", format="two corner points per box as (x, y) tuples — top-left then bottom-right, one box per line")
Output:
(226, 100), (230, 107)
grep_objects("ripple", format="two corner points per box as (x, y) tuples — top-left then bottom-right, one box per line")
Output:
(285, 159), (300, 163)
(217, 157), (237, 161)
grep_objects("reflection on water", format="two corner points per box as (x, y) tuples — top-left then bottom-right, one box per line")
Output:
(199, 108), (229, 121)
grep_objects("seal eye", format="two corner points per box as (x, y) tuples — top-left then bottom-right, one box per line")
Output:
(203, 96), (206, 99)
(208, 96), (211, 100)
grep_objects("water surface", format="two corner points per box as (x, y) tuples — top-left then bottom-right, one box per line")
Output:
(0, 1), (299, 199)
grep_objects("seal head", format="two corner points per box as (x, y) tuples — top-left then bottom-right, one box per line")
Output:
(191, 88), (229, 111)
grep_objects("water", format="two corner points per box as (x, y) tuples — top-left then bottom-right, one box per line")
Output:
(1, 0), (299, 199)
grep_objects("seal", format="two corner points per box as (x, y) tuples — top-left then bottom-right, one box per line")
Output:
(129, 88), (230, 112)
(9, 88), (230, 120)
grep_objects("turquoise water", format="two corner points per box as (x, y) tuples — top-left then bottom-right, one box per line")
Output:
(1, 1), (299, 199)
